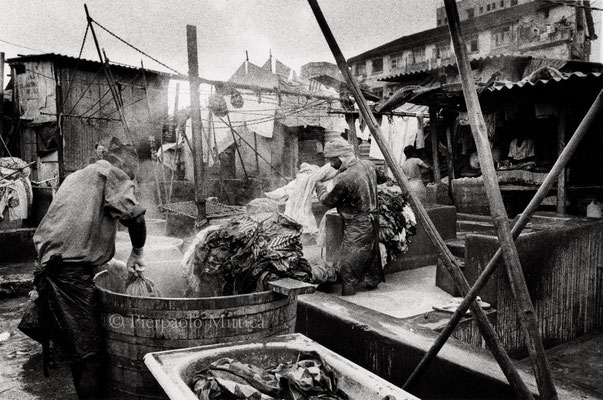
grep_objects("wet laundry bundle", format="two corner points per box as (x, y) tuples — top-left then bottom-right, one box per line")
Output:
(191, 351), (349, 400)
(377, 183), (417, 262)
(183, 212), (313, 297)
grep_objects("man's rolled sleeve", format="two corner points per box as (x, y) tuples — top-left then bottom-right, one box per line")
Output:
(103, 170), (146, 226)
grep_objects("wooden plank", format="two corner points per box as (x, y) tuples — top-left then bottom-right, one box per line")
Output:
(442, 1), (556, 398)
(268, 278), (316, 296)
(305, 2), (534, 399)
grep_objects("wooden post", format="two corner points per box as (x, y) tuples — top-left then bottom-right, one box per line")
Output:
(445, 126), (455, 202)
(429, 105), (441, 182)
(0, 52), (4, 151)
(407, 86), (603, 390)
(218, 116), (290, 182)
(253, 131), (260, 174)
(443, 1), (557, 399)
(141, 60), (168, 201)
(186, 24), (206, 226)
(556, 107), (566, 215)
(345, 114), (360, 156)
(305, 2), (534, 399)
(226, 114), (249, 180)
(53, 66), (65, 184)
(167, 83), (180, 203)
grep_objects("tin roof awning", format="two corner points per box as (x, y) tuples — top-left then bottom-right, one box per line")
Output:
(377, 68), (603, 112)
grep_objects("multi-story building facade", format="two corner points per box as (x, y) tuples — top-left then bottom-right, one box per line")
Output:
(349, 0), (598, 97)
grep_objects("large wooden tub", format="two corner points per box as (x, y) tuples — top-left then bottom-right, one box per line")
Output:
(95, 270), (298, 399)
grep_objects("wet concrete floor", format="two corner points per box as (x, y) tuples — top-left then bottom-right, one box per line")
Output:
(0, 297), (76, 400)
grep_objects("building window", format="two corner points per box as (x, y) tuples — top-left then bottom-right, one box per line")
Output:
(372, 88), (384, 99)
(500, 0), (504, 7)
(543, 9), (549, 18)
(412, 48), (425, 64)
(467, 35), (479, 53)
(511, 0), (518, 5)
(355, 62), (366, 76)
(479, 6), (484, 13)
(493, 25), (513, 47)
(436, 42), (451, 59)
(444, 17), (448, 23)
(390, 54), (403, 70)
(487, 4), (491, 11)
(467, 8), (475, 19)
(372, 58), (383, 74)
(492, 3), (496, 10)
(437, 19), (442, 26)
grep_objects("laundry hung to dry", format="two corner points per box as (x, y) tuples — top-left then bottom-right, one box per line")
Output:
(183, 212), (312, 297)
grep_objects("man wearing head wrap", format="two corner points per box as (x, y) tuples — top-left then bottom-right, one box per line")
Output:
(27, 137), (147, 399)
(316, 138), (387, 295)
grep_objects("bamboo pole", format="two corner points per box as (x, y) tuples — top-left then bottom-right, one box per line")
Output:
(217, 116), (290, 182)
(84, 5), (133, 143)
(306, 1), (534, 398)
(0, 52), (4, 153)
(445, 126), (456, 203)
(442, 1), (556, 398)
(226, 114), (249, 180)
(429, 106), (441, 182)
(141, 60), (168, 201)
(167, 82), (180, 203)
(405, 86), (603, 390)
(556, 107), (566, 214)
(186, 24), (206, 226)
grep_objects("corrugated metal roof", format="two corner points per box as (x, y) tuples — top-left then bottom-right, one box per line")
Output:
(379, 69), (603, 111)
(6, 53), (177, 77)
(487, 71), (603, 93)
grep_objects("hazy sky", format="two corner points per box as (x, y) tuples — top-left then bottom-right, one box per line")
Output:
(0, 0), (440, 80)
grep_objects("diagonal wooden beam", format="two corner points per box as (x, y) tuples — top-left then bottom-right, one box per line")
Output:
(306, 1), (534, 398)
(405, 86), (603, 389)
(442, 1), (557, 398)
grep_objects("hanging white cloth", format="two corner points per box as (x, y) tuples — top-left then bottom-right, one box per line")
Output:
(369, 116), (418, 165)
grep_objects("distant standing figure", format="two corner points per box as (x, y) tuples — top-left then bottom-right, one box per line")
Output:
(402, 145), (431, 202)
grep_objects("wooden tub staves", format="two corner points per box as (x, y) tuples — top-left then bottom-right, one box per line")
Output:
(95, 271), (314, 399)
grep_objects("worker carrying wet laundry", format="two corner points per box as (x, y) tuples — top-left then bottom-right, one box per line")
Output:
(316, 138), (387, 296)
(20, 137), (147, 399)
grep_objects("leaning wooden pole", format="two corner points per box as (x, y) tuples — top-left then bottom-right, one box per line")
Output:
(186, 25), (207, 227)
(442, 1), (557, 399)
(405, 86), (603, 389)
(84, 5), (133, 143)
(306, 1), (534, 398)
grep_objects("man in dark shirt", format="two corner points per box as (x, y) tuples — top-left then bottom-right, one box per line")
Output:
(316, 138), (385, 296)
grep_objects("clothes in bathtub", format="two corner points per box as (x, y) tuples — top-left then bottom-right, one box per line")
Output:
(191, 351), (349, 400)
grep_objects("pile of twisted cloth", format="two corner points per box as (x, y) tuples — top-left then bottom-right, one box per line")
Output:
(183, 212), (313, 297)
(191, 351), (349, 400)
(377, 183), (417, 263)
